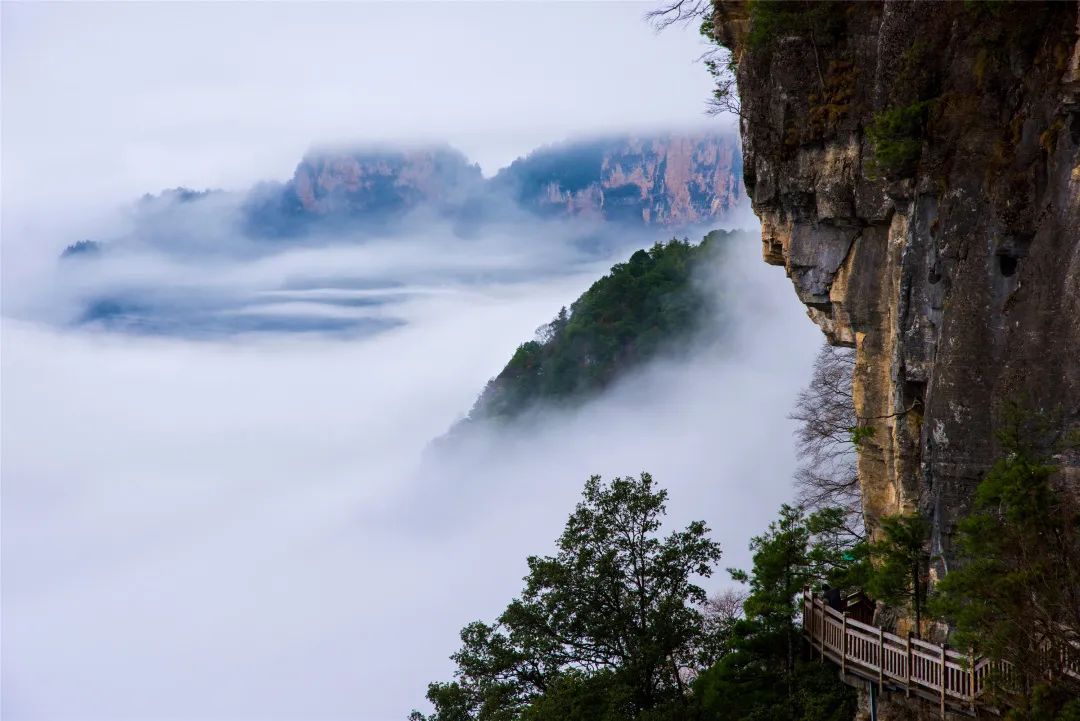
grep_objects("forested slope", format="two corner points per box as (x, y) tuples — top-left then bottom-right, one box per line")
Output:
(462, 229), (741, 424)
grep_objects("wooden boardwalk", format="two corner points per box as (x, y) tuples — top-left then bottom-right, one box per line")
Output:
(801, 589), (1080, 716)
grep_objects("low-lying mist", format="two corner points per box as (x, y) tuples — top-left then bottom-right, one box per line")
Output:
(2, 217), (821, 720)
(15, 188), (750, 340)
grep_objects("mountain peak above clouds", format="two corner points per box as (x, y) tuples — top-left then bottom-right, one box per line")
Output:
(236, 132), (744, 238)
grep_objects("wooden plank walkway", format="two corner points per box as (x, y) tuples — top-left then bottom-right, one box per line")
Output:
(801, 588), (1080, 716)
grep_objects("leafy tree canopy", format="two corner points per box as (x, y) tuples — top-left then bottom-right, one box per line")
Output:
(932, 402), (1080, 713)
(412, 480), (865, 721)
(694, 503), (862, 721)
(413, 473), (723, 721)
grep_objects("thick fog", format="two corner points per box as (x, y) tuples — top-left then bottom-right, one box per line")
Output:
(3, 224), (822, 720)
(2, 3), (821, 720)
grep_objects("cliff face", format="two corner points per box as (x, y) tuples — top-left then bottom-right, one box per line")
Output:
(289, 146), (484, 216)
(713, 1), (1080, 564)
(240, 135), (744, 236)
(494, 133), (744, 225)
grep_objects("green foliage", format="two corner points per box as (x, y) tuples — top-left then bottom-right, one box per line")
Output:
(413, 473), (723, 721)
(519, 672), (633, 721)
(692, 503), (862, 721)
(734, 505), (867, 631)
(865, 513), (932, 634)
(746, 1), (847, 51)
(694, 653), (857, 721)
(866, 101), (932, 179)
(931, 403), (1080, 708)
(467, 233), (733, 422)
(412, 483), (867, 721)
(848, 424), (875, 447)
(1023, 684), (1080, 721)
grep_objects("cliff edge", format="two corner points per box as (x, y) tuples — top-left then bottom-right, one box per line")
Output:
(712, 0), (1080, 566)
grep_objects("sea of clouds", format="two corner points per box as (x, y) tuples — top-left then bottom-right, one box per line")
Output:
(1, 3), (791, 717)
(2, 197), (821, 720)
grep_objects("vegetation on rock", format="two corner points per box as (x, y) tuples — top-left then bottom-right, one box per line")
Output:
(411, 475), (861, 721)
(865, 513), (932, 636)
(866, 101), (932, 179)
(932, 403), (1080, 714)
(745, 0), (847, 52)
(464, 232), (736, 424)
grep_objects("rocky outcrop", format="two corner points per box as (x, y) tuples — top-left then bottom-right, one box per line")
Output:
(712, 1), (1080, 564)
(240, 134), (744, 237)
(289, 146), (484, 216)
(494, 133), (745, 225)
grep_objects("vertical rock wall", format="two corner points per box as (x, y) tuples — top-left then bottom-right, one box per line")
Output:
(713, 0), (1080, 565)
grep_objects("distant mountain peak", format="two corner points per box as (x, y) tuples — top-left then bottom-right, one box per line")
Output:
(290, 145), (483, 215)
(492, 132), (744, 226)
(72, 131), (746, 251)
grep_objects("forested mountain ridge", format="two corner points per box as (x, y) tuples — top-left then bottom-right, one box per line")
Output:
(459, 230), (740, 425)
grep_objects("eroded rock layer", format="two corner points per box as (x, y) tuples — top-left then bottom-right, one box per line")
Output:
(713, 1), (1080, 563)
(494, 133), (745, 225)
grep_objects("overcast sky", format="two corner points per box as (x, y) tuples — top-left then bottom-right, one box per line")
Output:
(2, 1), (722, 217)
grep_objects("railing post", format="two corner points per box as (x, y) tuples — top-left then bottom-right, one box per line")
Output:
(940, 641), (947, 719)
(814, 597), (823, 662)
(878, 625), (885, 694)
(969, 647), (976, 713)
(803, 587), (809, 642)
(842, 612), (849, 676)
(906, 631), (913, 698)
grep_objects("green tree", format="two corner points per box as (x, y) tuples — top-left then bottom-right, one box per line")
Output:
(866, 513), (932, 637)
(413, 473), (724, 721)
(692, 504), (862, 721)
(932, 405), (1080, 712)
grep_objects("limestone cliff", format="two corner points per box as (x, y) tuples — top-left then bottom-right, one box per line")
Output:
(493, 133), (745, 225)
(712, 0), (1080, 566)
(289, 146), (483, 216)
(242, 134), (744, 236)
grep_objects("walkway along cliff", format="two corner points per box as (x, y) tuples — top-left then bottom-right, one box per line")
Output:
(710, 1), (1080, 570)
(802, 588), (1080, 717)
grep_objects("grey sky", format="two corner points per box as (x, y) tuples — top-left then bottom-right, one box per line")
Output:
(2, 1), (721, 216)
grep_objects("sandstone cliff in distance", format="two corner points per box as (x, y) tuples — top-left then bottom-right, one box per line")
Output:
(493, 133), (744, 225)
(242, 133), (745, 236)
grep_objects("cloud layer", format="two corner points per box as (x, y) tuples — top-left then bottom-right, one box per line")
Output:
(0, 5), (813, 720)
(2, 230), (821, 721)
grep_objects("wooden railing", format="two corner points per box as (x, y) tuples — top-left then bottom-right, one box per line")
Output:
(801, 588), (1080, 716)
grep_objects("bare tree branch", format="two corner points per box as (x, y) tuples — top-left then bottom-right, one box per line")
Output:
(644, 0), (712, 31)
(790, 344), (864, 533)
(648, 0), (743, 118)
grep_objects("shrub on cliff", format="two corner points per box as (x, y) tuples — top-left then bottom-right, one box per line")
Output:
(745, 0), (847, 51)
(866, 101), (933, 179)
(932, 403), (1080, 712)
